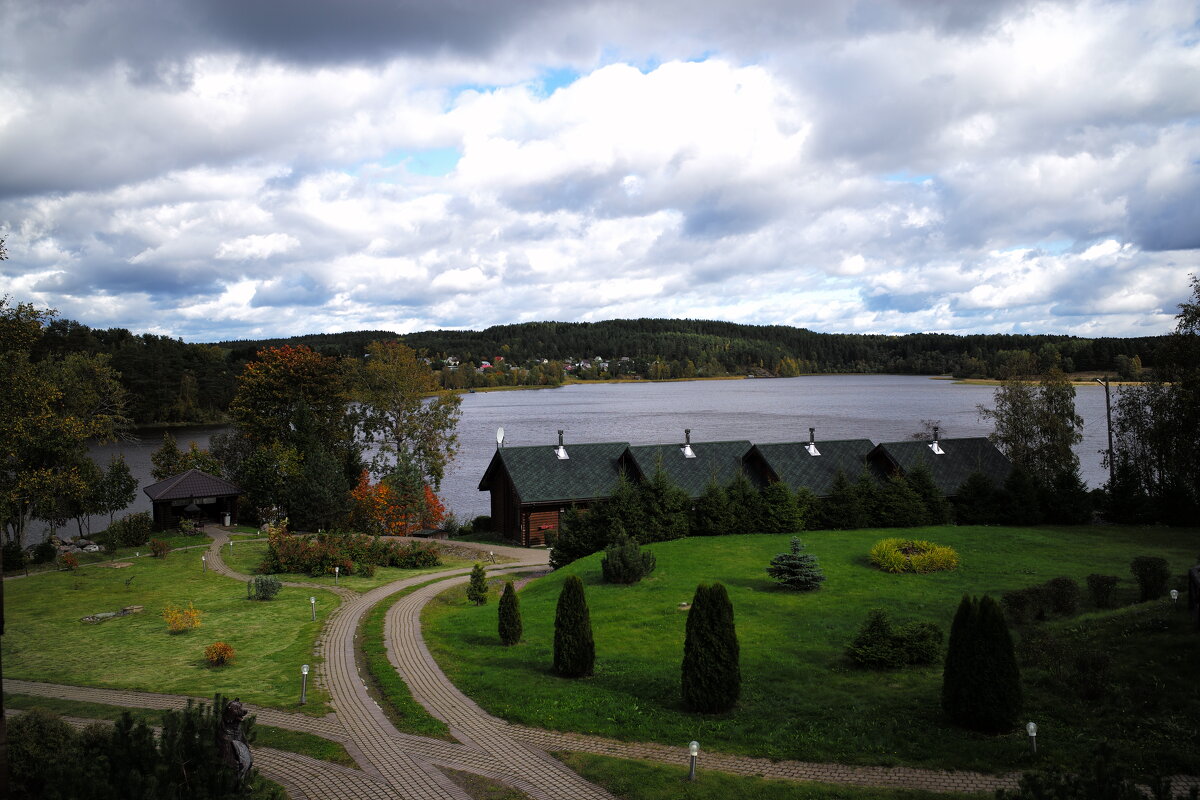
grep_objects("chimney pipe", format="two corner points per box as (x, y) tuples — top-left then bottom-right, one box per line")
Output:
(685, 428), (691, 445)
(809, 427), (815, 445)
(558, 430), (564, 446)
(932, 426), (939, 442)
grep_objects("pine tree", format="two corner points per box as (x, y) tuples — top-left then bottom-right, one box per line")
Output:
(637, 466), (691, 542)
(681, 583), (740, 713)
(817, 470), (863, 530)
(692, 479), (733, 536)
(758, 481), (803, 533)
(1000, 466), (1042, 525)
(498, 581), (522, 645)
(904, 461), (949, 525)
(765, 537), (825, 591)
(878, 474), (929, 528)
(942, 594), (1021, 732)
(466, 562), (488, 606)
(724, 472), (764, 533)
(600, 534), (656, 584)
(553, 576), (594, 677)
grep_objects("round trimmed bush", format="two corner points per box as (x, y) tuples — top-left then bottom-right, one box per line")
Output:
(870, 537), (959, 573)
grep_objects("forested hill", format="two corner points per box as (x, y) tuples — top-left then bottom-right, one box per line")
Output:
(218, 318), (1164, 378)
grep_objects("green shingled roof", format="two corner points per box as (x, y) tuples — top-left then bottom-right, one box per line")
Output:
(750, 439), (876, 497)
(870, 438), (1011, 496)
(623, 441), (754, 498)
(477, 442), (629, 504)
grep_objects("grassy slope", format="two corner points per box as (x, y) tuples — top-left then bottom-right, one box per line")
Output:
(2, 548), (337, 712)
(422, 525), (1199, 775)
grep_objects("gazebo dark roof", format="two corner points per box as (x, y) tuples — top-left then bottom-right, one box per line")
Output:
(622, 440), (755, 497)
(477, 442), (629, 505)
(143, 469), (241, 502)
(749, 439), (876, 496)
(869, 437), (1011, 496)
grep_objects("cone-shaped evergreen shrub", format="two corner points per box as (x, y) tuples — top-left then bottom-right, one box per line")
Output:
(759, 481), (803, 533)
(498, 581), (522, 645)
(942, 594), (1022, 732)
(681, 582), (740, 713)
(766, 537), (825, 590)
(601, 534), (656, 584)
(466, 562), (488, 606)
(553, 575), (594, 677)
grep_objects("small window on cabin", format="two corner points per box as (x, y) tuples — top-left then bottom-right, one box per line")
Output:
(928, 441), (945, 455)
(681, 444), (696, 458)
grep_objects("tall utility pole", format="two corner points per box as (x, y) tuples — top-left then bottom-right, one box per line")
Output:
(1095, 376), (1114, 487)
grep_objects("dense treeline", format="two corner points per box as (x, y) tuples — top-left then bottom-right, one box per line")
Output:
(21, 314), (1166, 424)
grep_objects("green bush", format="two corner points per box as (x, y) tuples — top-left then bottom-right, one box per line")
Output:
(3, 539), (26, 572)
(106, 511), (153, 547)
(248, 575), (282, 601)
(765, 536), (825, 590)
(1045, 576), (1081, 615)
(1131, 556), (1171, 601)
(31, 539), (57, 564)
(681, 582), (740, 713)
(846, 609), (943, 669)
(471, 515), (493, 532)
(466, 562), (488, 606)
(150, 538), (170, 558)
(600, 534), (656, 584)
(498, 581), (522, 646)
(1086, 573), (1120, 608)
(869, 537), (958, 573)
(941, 594), (1022, 733)
(553, 575), (594, 678)
(355, 561), (376, 578)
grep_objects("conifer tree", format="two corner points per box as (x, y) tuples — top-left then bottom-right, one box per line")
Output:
(758, 481), (803, 533)
(692, 479), (733, 536)
(817, 470), (863, 530)
(600, 534), (656, 584)
(878, 474), (928, 528)
(1000, 466), (1042, 525)
(766, 537), (825, 591)
(724, 472), (764, 532)
(942, 594), (1021, 732)
(637, 465), (691, 542)
(553, 576), (594, 677)
(681, 583), (740, 713)
(466, 562), (488, 606)
(904, 461), (949, 524)
(498, 581), (522, 645)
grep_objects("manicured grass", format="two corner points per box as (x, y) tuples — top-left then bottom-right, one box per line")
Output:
(357, 580), (454, 740)
(3, 693), (356, 767)
(223, 540), (478, 593)
(2, 548), (338, 713)
(423, 525), (1200, 775)
(440, 767), (533, 799)
(555, 752), (987, 800)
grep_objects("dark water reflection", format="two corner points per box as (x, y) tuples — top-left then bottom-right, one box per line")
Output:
(83, 376), (1109, 533)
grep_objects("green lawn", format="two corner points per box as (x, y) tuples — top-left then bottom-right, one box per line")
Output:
(555, 752), (987, 800)
(222, 540), (480, 593)
(422, 525), (1200, 776)
(2, 548), (338, 713)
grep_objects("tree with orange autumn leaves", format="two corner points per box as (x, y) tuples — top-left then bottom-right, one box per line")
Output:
(350, 470), (445, 535)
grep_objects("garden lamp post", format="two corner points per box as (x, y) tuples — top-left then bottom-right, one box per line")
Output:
(1170, 589), (1180, 605)
(688, 741), (699, 781)
(334, 565), (339, 584)
(1026, 721), (1037, 755)
(489, 550), (496, 564)
(310, 596), (317, 620)
(202, 555), (206, 573)
(300, 664), (310, 705)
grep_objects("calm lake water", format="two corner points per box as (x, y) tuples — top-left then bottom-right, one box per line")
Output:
(84, 375), (1111, 534)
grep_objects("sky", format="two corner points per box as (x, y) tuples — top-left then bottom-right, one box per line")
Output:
(1, 0), (1198, 343)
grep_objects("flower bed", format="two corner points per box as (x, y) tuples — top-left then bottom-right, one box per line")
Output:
(869, 537), (958, 573)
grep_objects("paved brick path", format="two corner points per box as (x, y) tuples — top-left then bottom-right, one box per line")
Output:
(12, 528), (1197, 798)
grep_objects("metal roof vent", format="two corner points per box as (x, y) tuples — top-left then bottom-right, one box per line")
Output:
(681, 428), (696, 458)
(928, 426), (945, 455)
(805, 427), (821, 456)
(555, 430), (569, 460)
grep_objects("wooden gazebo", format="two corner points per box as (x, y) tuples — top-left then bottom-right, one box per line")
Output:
(143, 469), (242, 531)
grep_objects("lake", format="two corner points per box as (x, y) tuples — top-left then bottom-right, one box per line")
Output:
(83, 375), (1111, 533)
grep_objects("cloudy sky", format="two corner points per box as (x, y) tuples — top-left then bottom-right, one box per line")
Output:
(1, 0), (1198, 342)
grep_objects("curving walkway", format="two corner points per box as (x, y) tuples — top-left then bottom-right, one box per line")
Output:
(13, 529), (1195, 798)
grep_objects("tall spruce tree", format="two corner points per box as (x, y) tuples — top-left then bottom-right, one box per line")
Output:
(759, 481), (803, 533)
(637, 465), (691, 542)
(553, 576), (594, 677)
(818, 470), (864, 530)
(681, 583), (741, 713)
(904, 461), (949, 525)
(724, 472), (764, 533)
(498, 581), (522, 645)
(692, 478), (733, 536)
(941, 594), (1021, 732)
